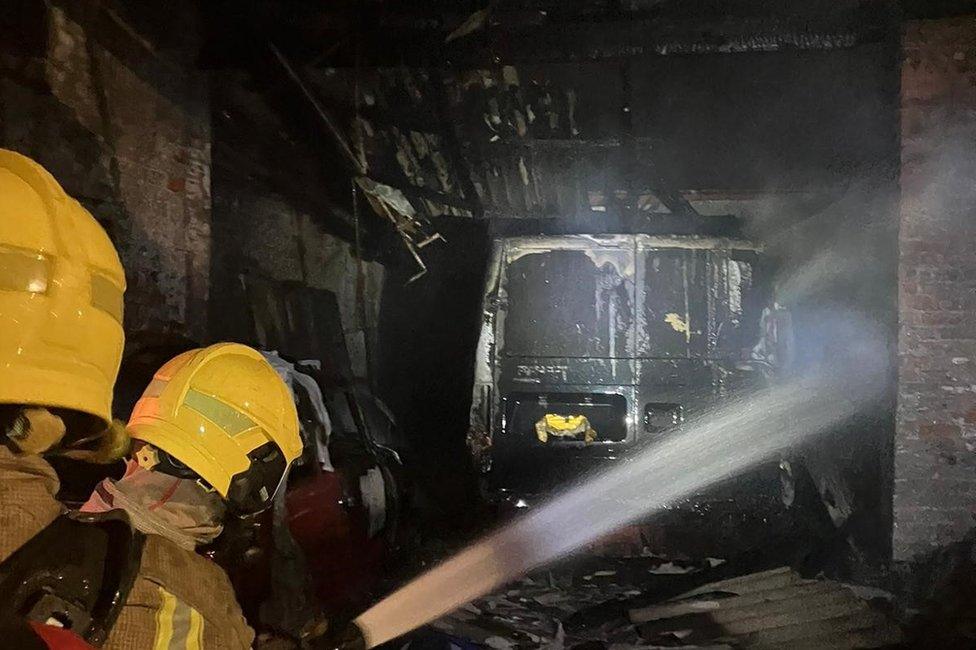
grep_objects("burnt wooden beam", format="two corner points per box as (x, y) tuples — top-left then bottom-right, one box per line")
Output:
(268, 43), (480, 219)
(462, 10), (893, 64)
(204, 1), (899, 70)
(304, 5), (895, 68)
(269, 42), (364, 175)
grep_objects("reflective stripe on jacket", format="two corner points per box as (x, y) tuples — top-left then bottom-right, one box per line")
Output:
(0, 448), (254, 649)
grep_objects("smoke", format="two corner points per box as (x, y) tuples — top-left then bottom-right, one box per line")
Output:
(749, 179), (896, 312)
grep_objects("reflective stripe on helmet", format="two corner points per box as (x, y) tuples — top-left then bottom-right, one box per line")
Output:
(0, 247), (50, 293)
(143, 378), (169, 399)
(182, 389), (258, 436)
(90, 271), (124, 322)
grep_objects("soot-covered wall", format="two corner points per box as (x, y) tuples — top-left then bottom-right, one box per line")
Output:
(376, 220), (490, 527)
(0, 0), (211, 343)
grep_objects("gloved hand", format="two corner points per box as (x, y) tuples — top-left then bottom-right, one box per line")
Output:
(315, 622), (367, 650)
(61, 419), (130, 464)
(4, 407), (67, 455)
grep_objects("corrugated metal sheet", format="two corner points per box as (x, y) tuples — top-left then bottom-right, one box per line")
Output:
(629, 567), (903, 649)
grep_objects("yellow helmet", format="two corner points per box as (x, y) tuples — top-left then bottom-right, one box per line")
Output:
(128, 343), (303, 514)
(0, 149), (126, 431)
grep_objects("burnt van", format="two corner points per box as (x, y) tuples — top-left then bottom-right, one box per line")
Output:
(468, 234), (794, 521)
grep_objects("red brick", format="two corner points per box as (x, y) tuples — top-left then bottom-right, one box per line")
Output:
(903, 293), (939, 310)
(919, 421), (961, 439)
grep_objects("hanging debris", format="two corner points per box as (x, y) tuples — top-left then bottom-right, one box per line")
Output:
(355, 177), (445, 282)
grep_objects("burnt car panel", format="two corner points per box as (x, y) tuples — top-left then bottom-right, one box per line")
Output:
(501, 356), (637, 387)
(638, 247), (705, 358)
(504, 391), (630, 444)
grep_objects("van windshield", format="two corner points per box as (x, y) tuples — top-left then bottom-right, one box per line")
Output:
(501, 248), (633, 359)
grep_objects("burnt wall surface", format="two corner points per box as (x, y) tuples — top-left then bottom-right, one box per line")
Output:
(208, 183), (383, 381)
(896, 16), (976, 560)
(208, 72), (383, 382)
(0, 0), (211, 342)
(0, 1), (383, 389)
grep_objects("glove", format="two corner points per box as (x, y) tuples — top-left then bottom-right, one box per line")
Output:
(315, 622), (367, 650)
(5, 408), (66, 455)
(61, 419), (131, 464)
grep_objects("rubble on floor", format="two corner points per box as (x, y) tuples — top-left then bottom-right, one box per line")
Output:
(427, 555), (720, 648)
(630, 567), (902, 649)
(424, 561), (903, 649)
(429, 571), (635, 647)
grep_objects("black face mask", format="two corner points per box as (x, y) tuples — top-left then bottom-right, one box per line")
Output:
(224, 443), (288, 517)
(138, 441), (287, 517)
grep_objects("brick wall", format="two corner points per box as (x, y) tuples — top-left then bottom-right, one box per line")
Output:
(0, 1), (211, 342)
(895, 16), (976, 559)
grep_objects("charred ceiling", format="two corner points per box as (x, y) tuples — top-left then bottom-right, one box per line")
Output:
(201, 0), (897, 68)
(197, 0), (901, 273)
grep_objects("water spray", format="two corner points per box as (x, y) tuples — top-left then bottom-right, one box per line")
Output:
(329, 358), (884, 649)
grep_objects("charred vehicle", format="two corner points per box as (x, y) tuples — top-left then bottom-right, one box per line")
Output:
(469, 234), (802, 544)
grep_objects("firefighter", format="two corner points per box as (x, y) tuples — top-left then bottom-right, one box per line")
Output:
(0, 148), (127, 561)
(0, 151), (303, 648)
(0, 148), (129, 648)
(78, 342), (304, 648)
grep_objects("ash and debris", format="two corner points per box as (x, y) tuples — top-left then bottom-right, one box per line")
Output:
(393, 529), (976, 650)
(426, 555), (730, 649)
(406, 557), (903, 650)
